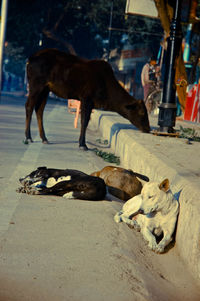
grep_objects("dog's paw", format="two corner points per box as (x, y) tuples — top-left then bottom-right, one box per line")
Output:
(16, 186), (26, 193)
(154, 245), (165, 254)
(132, 220), (141, 232)
(26, 186), (42, 195)
(148, 241), (158, 251)
(121, 216), (139, 229)
(127, 219), (140, 231)
(127, 220), (140, 230)
(114, 211), (123, 223)
(155, 240), (169, 253)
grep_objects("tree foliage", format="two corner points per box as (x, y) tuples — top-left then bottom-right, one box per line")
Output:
(5, 0), (163, 77)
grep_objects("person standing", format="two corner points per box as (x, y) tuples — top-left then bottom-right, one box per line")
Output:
(141, 57), (157, 102)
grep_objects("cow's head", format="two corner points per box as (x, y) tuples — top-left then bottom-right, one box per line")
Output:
(126, 100), (150, 133)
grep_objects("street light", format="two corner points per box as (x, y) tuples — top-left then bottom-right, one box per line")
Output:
(158, 0), (183, 133)
(107, 1), (114, 61)
(0, 0), (9, 95)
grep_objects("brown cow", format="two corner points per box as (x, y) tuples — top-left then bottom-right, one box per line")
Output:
(25, 48), (150, 150)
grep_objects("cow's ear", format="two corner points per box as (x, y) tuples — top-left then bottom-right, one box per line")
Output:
(159, 179), (170, 192)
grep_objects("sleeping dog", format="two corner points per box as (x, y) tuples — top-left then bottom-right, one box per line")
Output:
(91, 166), (149, 201)
(17, 166), (107, 201)
(114, 179), (180, 253)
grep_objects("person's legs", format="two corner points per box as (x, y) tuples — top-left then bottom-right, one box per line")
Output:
(143, 84), (150, 101)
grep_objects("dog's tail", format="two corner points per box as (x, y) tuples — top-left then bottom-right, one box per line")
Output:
(128, 170), (149, 182)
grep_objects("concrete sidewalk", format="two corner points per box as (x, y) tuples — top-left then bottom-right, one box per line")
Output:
(89, 110), (200, 282)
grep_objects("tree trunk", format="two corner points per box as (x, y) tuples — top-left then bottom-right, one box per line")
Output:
(42, 29), (76, 55)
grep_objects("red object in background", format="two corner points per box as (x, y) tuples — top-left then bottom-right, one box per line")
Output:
(184, 84), (200, 122)
(196, 86), (200, 123)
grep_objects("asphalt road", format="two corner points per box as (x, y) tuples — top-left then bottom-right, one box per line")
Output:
(0, 95), (200, 301)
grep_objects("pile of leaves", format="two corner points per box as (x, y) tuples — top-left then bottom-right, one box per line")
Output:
(179, 126), (200, 142)
(92, 148), (120, 165)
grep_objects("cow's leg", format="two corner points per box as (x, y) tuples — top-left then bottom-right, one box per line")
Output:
(35, 88), (49, 143)
(24, 96), (35, 143)
(79, 100), (93, 150)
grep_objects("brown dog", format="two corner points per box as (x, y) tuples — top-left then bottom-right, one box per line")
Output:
(91, 166), (149, 201)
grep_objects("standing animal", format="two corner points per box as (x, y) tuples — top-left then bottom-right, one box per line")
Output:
(91, 166), (149, 201)
(17, 166), (107, 201)
(24, 48), (150, 150)
(114, 179), (179, 253)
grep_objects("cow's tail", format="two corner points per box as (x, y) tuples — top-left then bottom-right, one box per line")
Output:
(24, 60), (29, 95)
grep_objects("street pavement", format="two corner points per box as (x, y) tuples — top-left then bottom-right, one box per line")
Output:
(0, 94), (200, 301)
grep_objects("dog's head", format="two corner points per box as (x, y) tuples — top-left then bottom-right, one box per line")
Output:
(140, 179), (170, 215)
(19, 166), (49, 186)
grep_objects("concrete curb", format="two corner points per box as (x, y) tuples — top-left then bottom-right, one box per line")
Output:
(89, 109), (200, 282)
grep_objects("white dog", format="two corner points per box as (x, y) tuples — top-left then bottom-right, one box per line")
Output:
(114, 179), (180, 253)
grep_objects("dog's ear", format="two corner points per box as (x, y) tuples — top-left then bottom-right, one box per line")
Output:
(159, 179), (170, 192)
(90, 171), (100, 177)
(37, 166), (47, 170)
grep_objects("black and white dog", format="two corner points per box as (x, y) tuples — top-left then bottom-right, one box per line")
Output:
(17, 166), (107, 201)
